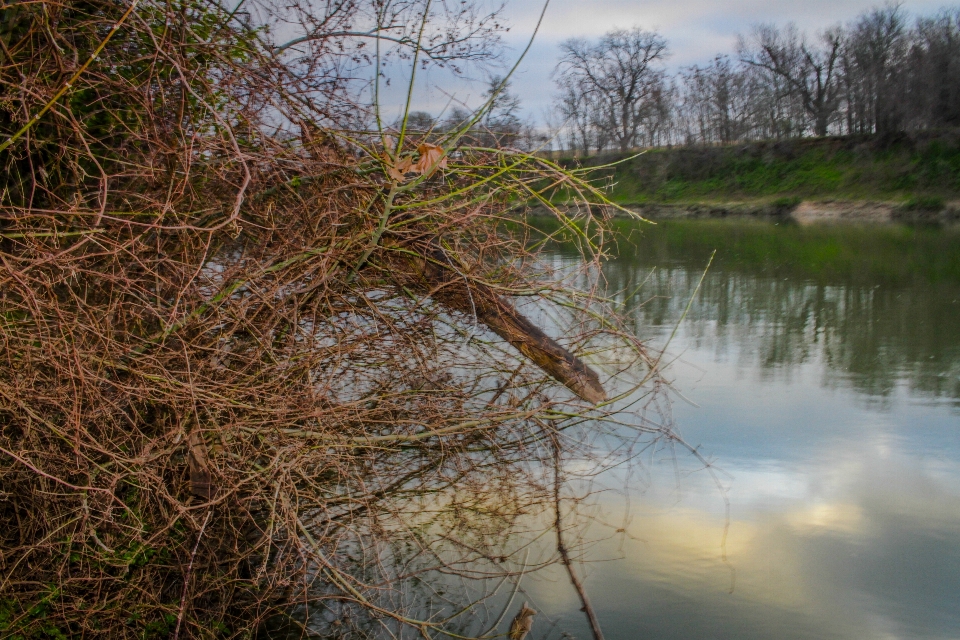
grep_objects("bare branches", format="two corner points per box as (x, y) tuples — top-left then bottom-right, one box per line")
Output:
(555, 28), (669, 152)
(271, 0), (506, 70)
(551, 7), (960, 152)
(0, 1), (663, 638)
(738, 22), (844, 136)
(0, 0), (143, 154)
(550, 430), (605, 640)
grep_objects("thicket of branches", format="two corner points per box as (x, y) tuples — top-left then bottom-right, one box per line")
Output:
(552, 5), (960, 153)
(0, 0), (669, 638)
(389, 74), (540, 153)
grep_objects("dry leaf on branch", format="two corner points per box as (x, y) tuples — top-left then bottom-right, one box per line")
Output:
(385, 154), (414, 182)
(414, 142), (448, 175)
(508, 603), (537, 640)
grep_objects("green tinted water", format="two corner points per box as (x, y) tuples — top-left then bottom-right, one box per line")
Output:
(525, 219), (960, 640)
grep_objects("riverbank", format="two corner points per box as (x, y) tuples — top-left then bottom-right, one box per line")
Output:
(569, 130), (960, 202)
(618, 198), (960, 225)
(531, 198), (960, 225)
(546, 130), (960, 224)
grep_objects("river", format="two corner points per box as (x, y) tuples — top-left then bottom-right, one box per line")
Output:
(523, 218), (960, 640)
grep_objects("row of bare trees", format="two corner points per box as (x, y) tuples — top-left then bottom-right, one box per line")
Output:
(552, 5), (960, 153)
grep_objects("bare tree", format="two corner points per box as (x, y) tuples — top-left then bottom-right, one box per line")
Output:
(555, 27), (669, 152)
(738, 23), (844, 136)
(556, 81), (596, 153)
(480, 75), (524, 146)
(272, 0), (508, 71)
(545, 5), (960, 155)
(842, 5), (909, 134)
(910, 8), (960, 129)
(680, 55), (757, 144)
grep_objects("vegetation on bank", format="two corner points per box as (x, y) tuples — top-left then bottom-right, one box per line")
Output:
(557, 131), (960, 206)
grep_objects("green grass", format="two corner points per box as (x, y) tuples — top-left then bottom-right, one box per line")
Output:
(555, 131), (960, 205)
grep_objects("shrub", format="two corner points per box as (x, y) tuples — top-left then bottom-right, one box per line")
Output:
(0, 2), (666, 637)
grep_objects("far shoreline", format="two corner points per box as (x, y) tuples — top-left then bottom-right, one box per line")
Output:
(529, 199), (960, 226)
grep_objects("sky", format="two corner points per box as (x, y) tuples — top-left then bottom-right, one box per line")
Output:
(382, 0), (952, 124)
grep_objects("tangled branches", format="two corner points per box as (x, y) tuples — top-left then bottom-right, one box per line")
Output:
(0, 1), (667, 637)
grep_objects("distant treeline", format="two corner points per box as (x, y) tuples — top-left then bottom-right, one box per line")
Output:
(551, 5), (960, 153)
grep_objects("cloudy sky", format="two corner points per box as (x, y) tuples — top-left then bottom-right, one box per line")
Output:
(385, 0), (952, 123)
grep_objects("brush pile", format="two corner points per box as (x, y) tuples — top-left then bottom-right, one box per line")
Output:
(0, 1), (663, 637)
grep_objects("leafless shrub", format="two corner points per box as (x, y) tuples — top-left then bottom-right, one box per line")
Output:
(0, 1), (667, 638)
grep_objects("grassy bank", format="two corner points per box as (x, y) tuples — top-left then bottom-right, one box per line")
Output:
(564, 130), (960, 206)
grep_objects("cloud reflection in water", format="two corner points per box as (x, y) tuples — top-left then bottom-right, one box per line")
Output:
(524, 223), (960, 639)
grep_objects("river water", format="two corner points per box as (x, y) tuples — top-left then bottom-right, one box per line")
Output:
(524, 219), (960, 640)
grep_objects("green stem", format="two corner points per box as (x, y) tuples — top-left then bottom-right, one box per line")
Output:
(348, 186), (396, 281)
(394, 0), (433, 155)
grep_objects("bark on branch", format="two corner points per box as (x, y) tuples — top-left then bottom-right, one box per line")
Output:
(403, 248), (607, 405)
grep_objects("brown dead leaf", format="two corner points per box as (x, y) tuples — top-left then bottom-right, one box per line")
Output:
(385, 154), (413, 182)
(414, 143), (447, 175)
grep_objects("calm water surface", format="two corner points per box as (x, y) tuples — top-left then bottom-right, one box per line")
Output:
(527, 220), (960, 640)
